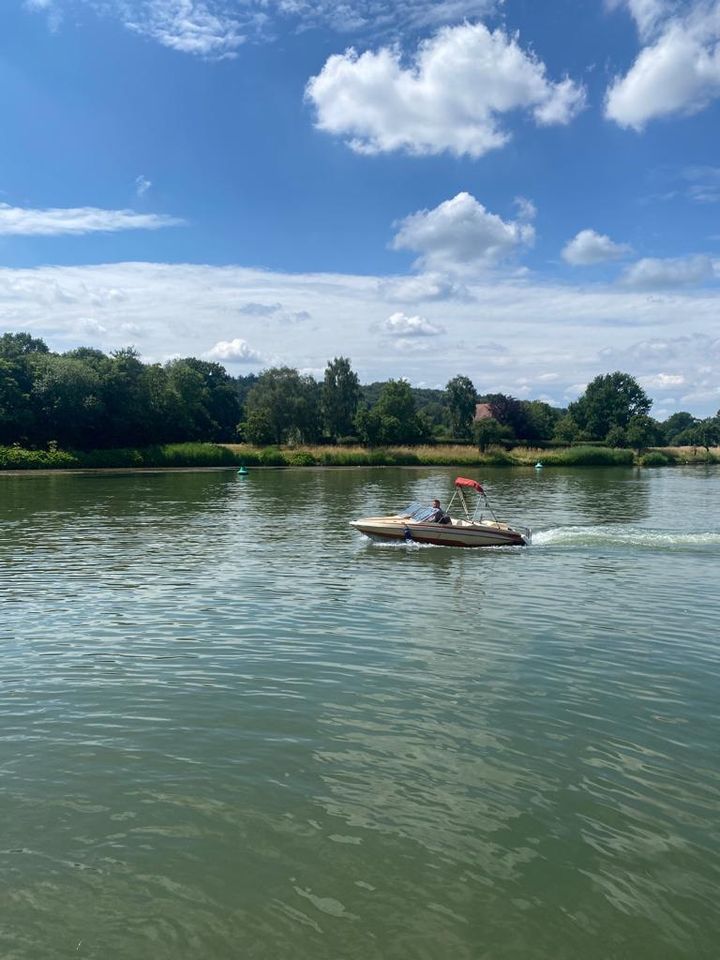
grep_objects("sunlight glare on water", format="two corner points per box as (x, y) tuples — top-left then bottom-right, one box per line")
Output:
(0, 465), (719, 960)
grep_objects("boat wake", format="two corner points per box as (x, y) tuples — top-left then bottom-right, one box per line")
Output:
(364, 537), (436, 550)
(533, 525), (720, 550)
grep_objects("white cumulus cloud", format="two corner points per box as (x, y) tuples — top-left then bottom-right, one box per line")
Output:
(392, 192), (535, 274)
(306, 22), (585, 158)
(606, 0), (671, 39)
(620, 254), (716, 287)
(0, 203), (183, 236)
(206, 337), (263, 363)
(562, 229), (632, 266)
(382, 311), (444, 337)
(606, 1), (720, 129)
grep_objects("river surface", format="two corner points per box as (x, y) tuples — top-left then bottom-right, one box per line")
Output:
(0, 465), (719, 960)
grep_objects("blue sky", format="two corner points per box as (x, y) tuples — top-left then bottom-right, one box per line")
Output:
(1, 0), (720, 416)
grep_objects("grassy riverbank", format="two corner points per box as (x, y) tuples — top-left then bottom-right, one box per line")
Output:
(0, 442), (239, 471)
(1, 442), (718, 472)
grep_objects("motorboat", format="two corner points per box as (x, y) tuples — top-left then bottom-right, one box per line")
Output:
(351, 477), (531, 548)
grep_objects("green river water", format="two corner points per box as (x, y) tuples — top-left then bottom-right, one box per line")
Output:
(0, 465), (719, 960)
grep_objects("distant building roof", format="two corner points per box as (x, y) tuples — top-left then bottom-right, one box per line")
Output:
(474, 402), (493, 421)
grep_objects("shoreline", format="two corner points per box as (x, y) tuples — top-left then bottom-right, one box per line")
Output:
(0, 440), (718, 475)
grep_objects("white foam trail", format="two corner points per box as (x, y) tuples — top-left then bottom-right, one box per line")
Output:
(533, 526), (720, 549)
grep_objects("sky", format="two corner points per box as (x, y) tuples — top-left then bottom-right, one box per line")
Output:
(2, 0), (720, 417)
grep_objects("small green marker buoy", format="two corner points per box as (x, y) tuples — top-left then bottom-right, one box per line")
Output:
(237, 465), (248, 476)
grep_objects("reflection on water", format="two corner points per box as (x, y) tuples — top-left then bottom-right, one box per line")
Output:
(0, 466), (719, 959)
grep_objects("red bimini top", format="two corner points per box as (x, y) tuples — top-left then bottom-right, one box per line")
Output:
(454, 477), (484, 494)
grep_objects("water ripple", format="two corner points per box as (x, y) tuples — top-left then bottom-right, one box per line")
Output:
(0, 467), (719, 959)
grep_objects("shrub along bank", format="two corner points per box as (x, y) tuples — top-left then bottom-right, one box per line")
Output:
(1, 442), (718, 472)
(0, 443), (238, 470)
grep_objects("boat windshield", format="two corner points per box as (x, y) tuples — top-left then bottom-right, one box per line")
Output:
(396, 502), (436, 521)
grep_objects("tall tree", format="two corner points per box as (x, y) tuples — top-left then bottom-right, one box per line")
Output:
(521, 400), (563, 445)
(625, 415), (662, 452)
(321, 357), (360, 440)
(103, 347), (152, 446)
(0, 333), (50, 443)
(175, 358), (240, 440)
(569, 372), (651, 440)
(482, 393), (529, 442)
(243, 367), (321, 445)
(445, 375), (476, 439)
(661, 411), (696, 444)
(0, 358), (29, 444)
(680, 417), (720, 454)
(355, 379), (428, 445)
(0, 332), (49, 360)
(473, 418), (513, 452)
(30, 354), (106, 448)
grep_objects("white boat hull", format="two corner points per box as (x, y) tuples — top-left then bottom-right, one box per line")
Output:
(351, 516), (529, 548)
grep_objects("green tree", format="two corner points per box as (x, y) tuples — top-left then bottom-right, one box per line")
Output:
(625, 415), (662, 452)
(30, 354), (106, 448)
(181, 358), (240, 440)
(569, 372), (651, 440)
(102, 347), (152, 446)
(481, 393), (530, 442)
(355, 380), (429, 445)
(243, 367), (321, 445)
(661, 411), (696, 445)
(375, 379), (427, 444)
(678, 417), (720, 455)
(552, 414), (581, 445)
(473, 418), (513, 452)
(0, 358), (30, 444)
(321, 357), (360, 440)
(445, 375), (476, 439)
(605, 425), (627, 448)
(354, 405), (383, 446)
(0, 333), (50, 444)
(521, 400), (562, 445)
(0, 332), (49, 360)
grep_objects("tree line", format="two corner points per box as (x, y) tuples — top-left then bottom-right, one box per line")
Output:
(0, 332), (717, 451)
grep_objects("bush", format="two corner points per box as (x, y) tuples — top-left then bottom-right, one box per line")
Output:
(258, 446), (288, 466)
(286, 450), (316, 466)
(0, 445), (78, 469)
(640, 451), (671, 467)
(550, 445), (634, 466)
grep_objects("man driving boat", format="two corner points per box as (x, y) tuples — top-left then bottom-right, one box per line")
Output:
(430, 499), (451, 524)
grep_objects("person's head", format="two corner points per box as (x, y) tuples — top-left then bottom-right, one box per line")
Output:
(432, 499), (440, 508)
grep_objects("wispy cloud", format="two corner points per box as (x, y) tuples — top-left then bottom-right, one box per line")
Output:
(0, 203), (183, 236)
(2, 260), (719, 414)
(682, 165), (720, 204)
(135, 175), (152, 198)
(620, 254), (716, 288)
(24, 0), (62, 30)
(122, 0), (245, 58)
(26, 1), (499, 56)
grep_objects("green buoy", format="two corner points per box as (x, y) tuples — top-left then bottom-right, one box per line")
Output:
(237, 466), (248, 475)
